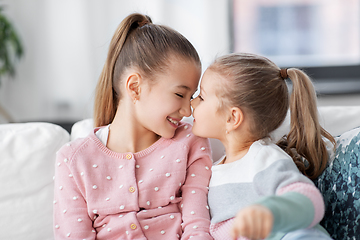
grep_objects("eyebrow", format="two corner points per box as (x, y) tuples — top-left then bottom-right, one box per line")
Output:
(176, 85), (199, 96)
(177, 85), (197, 93)
(176, 85), (191, 91)
(200, 87), (206, 95)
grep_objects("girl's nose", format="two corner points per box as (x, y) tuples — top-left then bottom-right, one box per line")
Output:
(191, 97), (199, 109)
(180, 102), (192, 117)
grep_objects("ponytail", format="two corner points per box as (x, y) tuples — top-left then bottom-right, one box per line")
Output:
(94, 14), (151, 127)
(94, 13), (199, 127)
(277, 68), (336, 180)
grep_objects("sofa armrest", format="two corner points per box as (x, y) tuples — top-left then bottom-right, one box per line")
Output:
(0, 122), (70, 240)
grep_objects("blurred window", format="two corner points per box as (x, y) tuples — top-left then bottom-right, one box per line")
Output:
(232, 0), (360, 67)
(232, 0), (360, 94)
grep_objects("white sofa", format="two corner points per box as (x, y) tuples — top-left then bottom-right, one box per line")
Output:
(1, 106), (360, 240)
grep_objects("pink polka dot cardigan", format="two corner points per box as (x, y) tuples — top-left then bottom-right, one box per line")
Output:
(53, 123), (213, 240)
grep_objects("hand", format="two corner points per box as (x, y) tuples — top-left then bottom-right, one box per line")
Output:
(231, 205), (273, 240)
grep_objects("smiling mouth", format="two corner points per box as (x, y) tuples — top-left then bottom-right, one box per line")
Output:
(167, 117), (180, 126)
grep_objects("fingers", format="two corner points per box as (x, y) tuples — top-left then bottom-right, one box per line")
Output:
(231, 205), (273, 240)
(230, 212), (246, 239)
(261, 211), (273, 239)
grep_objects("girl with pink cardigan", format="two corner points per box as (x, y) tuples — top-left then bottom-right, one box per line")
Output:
(53, 13), (212, 240)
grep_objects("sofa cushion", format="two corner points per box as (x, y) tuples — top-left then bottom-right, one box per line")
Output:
(71, 106), (360, 162)
(314, 127), (360, 239)
(0, 122), (69, 240)
(271, 106), (360, 141)
(70, 118), (93, 141)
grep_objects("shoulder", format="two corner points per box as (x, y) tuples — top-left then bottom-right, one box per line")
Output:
(173, 122), (210, 147)
(172, 122), (193, 139)
(251, 139), (304, 175)
(250, 139), (293, 170)
(57, 128), (98, 162)
(172, 122), (212, 164)
(254, 139), (291, 159)
(252, 140), (313, 194)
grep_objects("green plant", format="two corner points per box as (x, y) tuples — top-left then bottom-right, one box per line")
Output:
(0, 6), (23, 85)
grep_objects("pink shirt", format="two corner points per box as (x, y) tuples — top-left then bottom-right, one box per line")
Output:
(53, 123), (213, 240)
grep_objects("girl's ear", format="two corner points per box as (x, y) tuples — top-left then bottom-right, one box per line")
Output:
(226, 107), (244, 132)
(126, 73), (142, 101)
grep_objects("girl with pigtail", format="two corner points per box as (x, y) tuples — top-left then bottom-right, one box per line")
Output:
(54, 13), (213, 239)
(191, 53), (335, 240)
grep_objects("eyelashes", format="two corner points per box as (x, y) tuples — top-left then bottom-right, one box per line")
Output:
(176, 93), (195, 100)
(176, 93), (202, 101)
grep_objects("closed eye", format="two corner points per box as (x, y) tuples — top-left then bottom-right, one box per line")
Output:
(175, 93), (184, 98)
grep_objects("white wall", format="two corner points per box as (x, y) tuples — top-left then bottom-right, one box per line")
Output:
(0, 0), (358, 124)
(0, 0), (231, 123)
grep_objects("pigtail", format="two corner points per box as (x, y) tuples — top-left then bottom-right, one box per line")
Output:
(277, 68), (336, 180)
(93, 14), (151, 127)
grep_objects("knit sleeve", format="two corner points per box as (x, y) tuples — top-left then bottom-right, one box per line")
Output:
(253, 157), (326, 235)
(53, 145), (95, 240)
(180, 137), (213, 240)
(276, 182), (325, 228)
(256, 183), (324, 234)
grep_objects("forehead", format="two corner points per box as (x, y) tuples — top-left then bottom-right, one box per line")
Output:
(200, 69), (223, 90)
(157, 57), (201, 90)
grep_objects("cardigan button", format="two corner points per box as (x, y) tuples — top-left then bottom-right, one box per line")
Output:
(130, 223), (137, 230)
(126, 154), (132, 160)
(129, 187), (135, 193)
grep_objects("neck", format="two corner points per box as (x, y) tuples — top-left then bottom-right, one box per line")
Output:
(106, 104), (160, 153)
(221, 134), (253, 164)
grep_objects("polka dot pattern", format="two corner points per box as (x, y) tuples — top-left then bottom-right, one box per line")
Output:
(53, 123), (212, 239)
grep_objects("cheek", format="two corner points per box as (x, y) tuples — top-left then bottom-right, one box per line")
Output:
(192, 110), (207, 134)
(192, 123), (211, 139)
(193, 104), (206, 119)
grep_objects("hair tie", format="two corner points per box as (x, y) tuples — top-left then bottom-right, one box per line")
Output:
(280, 68), (288, 79)
(138, 15), (152, 27)
(131, 16), (151, 30)
(138, 20), (149, 28)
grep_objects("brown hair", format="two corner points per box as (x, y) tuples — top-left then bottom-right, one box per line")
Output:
(94, 13), (200, 127)
(209, 53), (335, 180)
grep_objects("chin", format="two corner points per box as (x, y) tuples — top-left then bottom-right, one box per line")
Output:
(191, 126), (204, 138)
(164, 134), (175, 139)
(160, 130), (176, 139)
